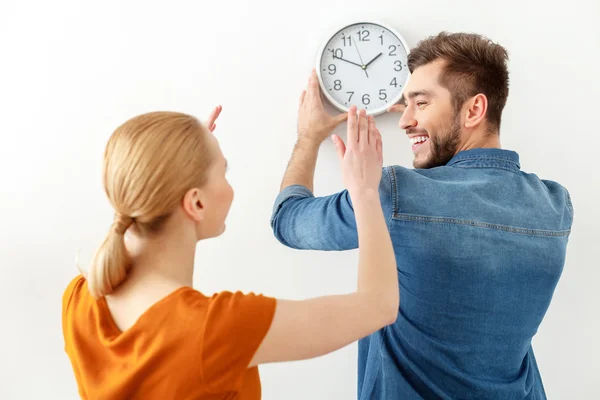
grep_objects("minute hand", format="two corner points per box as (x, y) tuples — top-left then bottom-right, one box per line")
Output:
(334, 55), (363, 68)
(364, 53), (383, 69)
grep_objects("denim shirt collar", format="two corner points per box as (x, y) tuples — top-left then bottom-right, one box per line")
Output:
(446, 148), (521, 171)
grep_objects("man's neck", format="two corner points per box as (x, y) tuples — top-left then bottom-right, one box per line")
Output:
(457, 130), (501, 153)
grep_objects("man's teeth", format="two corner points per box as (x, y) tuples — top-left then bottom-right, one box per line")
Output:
(410, 136), (429, 144)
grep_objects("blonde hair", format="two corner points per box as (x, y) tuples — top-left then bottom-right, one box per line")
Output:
(86, 111), (213, 299)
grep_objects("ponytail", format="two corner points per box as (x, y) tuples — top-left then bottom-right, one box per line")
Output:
(87, 213), (134, 299)
(83, 111), (214, 298)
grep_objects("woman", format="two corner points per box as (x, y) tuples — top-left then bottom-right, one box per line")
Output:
(62, 100), (399, 399)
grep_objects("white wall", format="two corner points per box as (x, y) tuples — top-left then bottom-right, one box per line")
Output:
(1, 0), (598, 398)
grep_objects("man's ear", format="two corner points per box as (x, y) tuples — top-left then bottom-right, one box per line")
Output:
(464, 93), (488, 129)
(182, 188), (205, 223)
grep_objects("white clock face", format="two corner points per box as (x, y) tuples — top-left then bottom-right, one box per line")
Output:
(317, 22), (410, 115)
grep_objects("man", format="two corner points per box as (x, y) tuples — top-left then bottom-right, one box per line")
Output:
(270, 32), (573, 399)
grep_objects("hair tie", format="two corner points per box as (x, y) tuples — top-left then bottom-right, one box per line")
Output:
(113, 212), (134, 235)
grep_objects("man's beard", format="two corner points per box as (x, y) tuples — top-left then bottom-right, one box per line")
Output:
(415, 115), (461, 169)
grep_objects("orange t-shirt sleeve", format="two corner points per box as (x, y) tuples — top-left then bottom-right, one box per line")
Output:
(200, 291), (276, 392)
(62, 275), (85, 339)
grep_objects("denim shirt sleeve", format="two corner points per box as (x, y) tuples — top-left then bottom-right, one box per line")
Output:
(270, 167), (394, 250)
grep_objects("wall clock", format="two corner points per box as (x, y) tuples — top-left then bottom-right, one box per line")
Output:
(316, 21), (410, 116)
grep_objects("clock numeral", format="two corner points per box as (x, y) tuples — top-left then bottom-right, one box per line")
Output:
(328, 64), (337, 75)
(394, 60), (403, 71)
(342, 36), (352, 47)
(330, 48), (343, 59)
(379, 34), (384, 45)
(379, 89), (387, 100)
(358, 30), (370, 41)
(362, 94), (371, 105)
(390, 77), (398, 87)
(389, 45), (397, 56)
(334, 80), (342, 91)
(346, 91), (354, 102)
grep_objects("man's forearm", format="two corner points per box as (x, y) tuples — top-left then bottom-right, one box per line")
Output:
(280, 138), (321, 192)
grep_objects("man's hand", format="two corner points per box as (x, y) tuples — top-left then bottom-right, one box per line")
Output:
(206, 105), (222, 132)
(278, 70), (347, 192)
(387, 103), (406, 113)
(297, 69), (348, 145)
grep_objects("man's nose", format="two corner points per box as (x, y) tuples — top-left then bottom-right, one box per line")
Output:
(388, 103), (417, 130)
(399, 113), (417, 130)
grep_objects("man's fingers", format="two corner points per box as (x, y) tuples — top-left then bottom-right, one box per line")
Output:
(346, 105), (358, 145)
(308, 68), (320, 97)
(387, 103), (406, 113)
(335, 112), (349, 124)
(299, 90), (306, 106)
(332, 135), (346, 162)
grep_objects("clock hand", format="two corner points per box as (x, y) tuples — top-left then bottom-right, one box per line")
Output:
(353, 39), (369, 78)
(333, 55), (363, 68)
(364, 52), (383, 69)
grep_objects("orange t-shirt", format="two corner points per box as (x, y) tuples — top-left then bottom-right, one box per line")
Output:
(62, 275), (276, 400)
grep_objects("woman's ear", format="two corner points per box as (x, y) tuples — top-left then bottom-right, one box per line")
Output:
(182, 188), (205, 222)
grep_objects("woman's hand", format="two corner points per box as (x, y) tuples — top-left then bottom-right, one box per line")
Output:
(332, 106), (383, 198)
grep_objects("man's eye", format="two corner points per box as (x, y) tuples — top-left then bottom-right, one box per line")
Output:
(416, 102), (427, 107)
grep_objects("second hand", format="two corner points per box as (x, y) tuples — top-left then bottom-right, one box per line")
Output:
(354, 32), (369, 78)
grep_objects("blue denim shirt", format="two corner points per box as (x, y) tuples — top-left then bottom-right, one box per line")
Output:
(270, 148), (573, 400)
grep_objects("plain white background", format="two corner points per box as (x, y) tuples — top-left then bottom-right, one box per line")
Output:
(1, 0), (598, 398)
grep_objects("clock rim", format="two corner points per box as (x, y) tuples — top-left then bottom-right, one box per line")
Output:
(315, 19), (411, 116)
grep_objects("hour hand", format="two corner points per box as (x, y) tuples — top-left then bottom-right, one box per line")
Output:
(333, 54), (363, 68)
(365, 53), (383, 69)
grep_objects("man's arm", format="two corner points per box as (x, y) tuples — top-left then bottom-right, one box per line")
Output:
(272, 166), (393, 250)
(272, 70), (393, 251)
(280, 139), (321, 193)
(280, 69), (348, 193)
